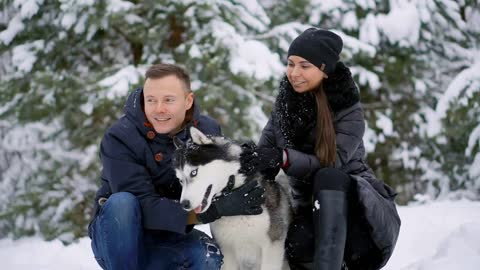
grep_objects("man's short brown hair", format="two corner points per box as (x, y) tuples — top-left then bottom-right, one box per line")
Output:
(145, 64), (191, 92)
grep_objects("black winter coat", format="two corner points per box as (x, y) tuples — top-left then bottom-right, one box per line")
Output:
(259, 62), (400, 269)
(92, 88), (221, 234)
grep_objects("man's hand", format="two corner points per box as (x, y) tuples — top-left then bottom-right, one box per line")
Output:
(197, 180), (265, 224)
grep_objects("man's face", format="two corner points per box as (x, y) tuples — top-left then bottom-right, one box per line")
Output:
(143, 75), (194, 135)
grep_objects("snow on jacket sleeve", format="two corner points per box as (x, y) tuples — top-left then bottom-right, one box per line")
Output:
(100, 129), (189, 234)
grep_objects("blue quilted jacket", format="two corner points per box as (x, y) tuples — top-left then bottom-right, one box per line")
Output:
(92, 88), (221, 234)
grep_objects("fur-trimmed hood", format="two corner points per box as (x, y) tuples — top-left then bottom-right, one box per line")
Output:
(323, 61), (360, 112)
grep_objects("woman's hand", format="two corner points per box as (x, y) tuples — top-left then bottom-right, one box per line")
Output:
(239, 144), (283, 176)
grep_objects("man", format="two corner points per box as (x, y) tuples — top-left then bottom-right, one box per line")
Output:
(89, 64), (265, 270)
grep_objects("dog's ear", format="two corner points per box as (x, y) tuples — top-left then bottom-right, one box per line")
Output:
(190, 126), (213, 145)
(173, 136), (185, 149)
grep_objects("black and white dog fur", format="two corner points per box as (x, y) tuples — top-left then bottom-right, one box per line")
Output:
(173, 127), (291, 270)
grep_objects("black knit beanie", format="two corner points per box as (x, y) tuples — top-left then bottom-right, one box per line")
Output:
(287, 28), (343, 76)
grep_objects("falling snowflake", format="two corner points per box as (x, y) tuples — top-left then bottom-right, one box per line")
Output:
(314, 199), (320, 211)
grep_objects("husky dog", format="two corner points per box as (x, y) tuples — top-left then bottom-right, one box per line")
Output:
(173, 127), (291, 270)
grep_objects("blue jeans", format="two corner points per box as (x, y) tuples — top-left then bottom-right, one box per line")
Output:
(89, 192), (223, 270)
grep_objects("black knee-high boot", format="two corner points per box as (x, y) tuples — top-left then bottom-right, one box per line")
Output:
(312, 168), (350, 270)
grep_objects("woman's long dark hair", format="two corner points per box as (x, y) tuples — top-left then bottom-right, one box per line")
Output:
(313, 83), (336, 167)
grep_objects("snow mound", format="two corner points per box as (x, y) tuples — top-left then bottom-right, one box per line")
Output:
(400, 222), (480, 270)
(0, 200), (479, 270)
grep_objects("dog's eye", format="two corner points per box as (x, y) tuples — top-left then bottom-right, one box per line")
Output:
(190, 169), (198, 177)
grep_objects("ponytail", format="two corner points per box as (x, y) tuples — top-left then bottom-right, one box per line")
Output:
(313, 84), (336, 166)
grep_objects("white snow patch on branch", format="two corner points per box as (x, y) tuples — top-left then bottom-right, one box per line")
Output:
(252, 22), (306, 52)
(426, 62), (480, 137)
(310, 0), (347, 11)
(466, 125), (480, 157)
(359, 14), (380, 46)
(247, 103), (268, 141)
(74, 14), (88, 34)
(350, 66), (381, 91)
(356, 0), (376, 10)
(211, 20), (283, 80)
(358, 1), (420, 47)
(0, 14), (24, 45)
(188, 44), (201, 58)
(61, 12), (77, 29)
(80, 103), (94, 115)
(13, 0), (43, 19)
(363, 120), (377, 153)
(99, 65), (143, 99)
(12, 40), (44, 73)
(106, 0), (134, 14)
(469, 154), (480, 187)
(338, 30), (377, 57)
(436, 62), (480, 119)
(60, 0), (94, 10)
(342, 11), (358, 30)
(230, 39), (283, 80)
(235, 0), (270, 28)
(376, 112), (393, 136)
(0, 94), (23, 115)
(377, 1), (421, 46)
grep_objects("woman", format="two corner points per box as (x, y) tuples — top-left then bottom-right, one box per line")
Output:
(240, 28), (401, 270)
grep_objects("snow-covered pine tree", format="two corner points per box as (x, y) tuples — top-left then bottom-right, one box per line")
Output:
(345, 0), (438, 202)
(0, 0), (281, 242)
(1, 0), (478, 242)
(0, 0), (115, 242)
(418, 0), (480, 199)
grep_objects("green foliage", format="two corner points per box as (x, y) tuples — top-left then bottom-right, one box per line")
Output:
(436, 87), (480, 193)
(0, 0), (277, 242)
(260, 0), (310, 25)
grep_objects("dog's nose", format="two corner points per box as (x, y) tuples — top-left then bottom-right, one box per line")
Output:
(181, 200), (191, 210)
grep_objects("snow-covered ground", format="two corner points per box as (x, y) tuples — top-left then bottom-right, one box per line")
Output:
(383, 200), (480, 270)
(1, 200), (479, 270)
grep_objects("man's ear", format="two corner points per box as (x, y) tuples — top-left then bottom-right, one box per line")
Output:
(190, 127), (213, 145)
(185, 92), (194, 110)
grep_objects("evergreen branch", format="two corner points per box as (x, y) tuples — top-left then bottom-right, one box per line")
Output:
(79, 48), (102, 66)
(252, 90), (275, 104)
(112, 25), (143, 65)
(361, 102), (389, 111)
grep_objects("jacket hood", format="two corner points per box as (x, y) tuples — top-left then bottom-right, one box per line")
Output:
(323, 61), (360, 112)
(123, 88), (200, 139)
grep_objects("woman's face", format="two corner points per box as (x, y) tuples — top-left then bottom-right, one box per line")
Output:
(286, 55), (327, 93)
